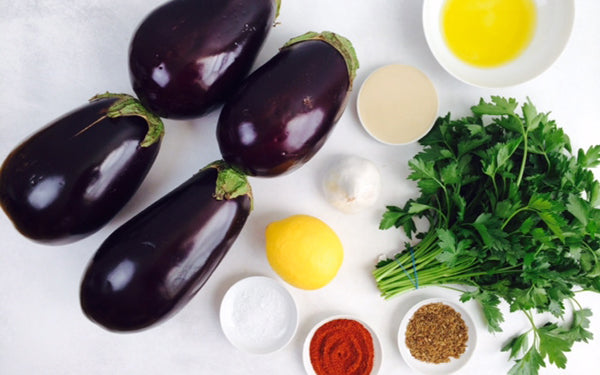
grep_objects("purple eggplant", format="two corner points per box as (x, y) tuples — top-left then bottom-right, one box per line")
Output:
(80, 162), (252, 332)
(216, 31), (359, 177)
(0, 94), (164, 244)
(129, 0), (280, 119)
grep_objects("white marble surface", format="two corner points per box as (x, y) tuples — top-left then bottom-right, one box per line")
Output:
(1, 1), (599, 374)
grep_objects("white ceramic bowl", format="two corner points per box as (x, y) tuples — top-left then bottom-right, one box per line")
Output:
(398, 298), (476, 374)
(356, 64), (439, 145)
(219, 276), (298, 354)
(303, 315), (383, 375)
(422, 0), (575, 87)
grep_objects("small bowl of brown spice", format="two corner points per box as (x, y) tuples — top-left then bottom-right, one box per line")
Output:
(397, 298), (476, 374)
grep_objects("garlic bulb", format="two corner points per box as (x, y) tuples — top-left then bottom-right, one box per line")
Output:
(321, 155), (381, 214)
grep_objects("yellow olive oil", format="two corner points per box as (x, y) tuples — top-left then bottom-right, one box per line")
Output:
(442, 0), (537, 67)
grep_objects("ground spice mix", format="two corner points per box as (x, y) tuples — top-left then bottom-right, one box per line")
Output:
(309, 318), (374, 375)
(405, 302), (468, 363)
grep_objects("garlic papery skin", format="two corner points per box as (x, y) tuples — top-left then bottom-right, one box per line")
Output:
(321, 155), (381, 214)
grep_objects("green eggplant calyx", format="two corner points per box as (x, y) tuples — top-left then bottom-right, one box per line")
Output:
(90, 92), (165, 148)
(274, 0), (281, 19)
(282, 31), (360, 89)
(209, 161), (254, 209)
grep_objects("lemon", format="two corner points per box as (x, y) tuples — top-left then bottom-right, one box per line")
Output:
(265, 215), (344, 290)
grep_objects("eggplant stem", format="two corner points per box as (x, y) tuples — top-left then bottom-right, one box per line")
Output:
(207, 161), (254, 210)
(74, 115), (108, 137)
(89, 92), (165, 147)
(274, 0), (281, 19)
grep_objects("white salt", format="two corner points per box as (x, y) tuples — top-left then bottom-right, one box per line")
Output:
(221, 277), (297, 354)
(231, 285), (290, 346)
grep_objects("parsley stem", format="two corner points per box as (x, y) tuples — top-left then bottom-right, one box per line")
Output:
(514, 112), (529, 188)
(523, 310), (539, 339)
(491, 174), (499, 198)
(501, 206), (531, 230)
(570, 297), (583, 311)
(376, 250), (521, 297)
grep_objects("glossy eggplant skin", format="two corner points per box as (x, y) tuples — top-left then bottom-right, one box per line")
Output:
(80, 166), (251, 332)
(216, 39), (350, 177)
(0, 98), (161, 244)
(129, 0), (278, 119)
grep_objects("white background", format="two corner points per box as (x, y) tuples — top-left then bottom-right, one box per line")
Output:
(1, 1), (599, 374)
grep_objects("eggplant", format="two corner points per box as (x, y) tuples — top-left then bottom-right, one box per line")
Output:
(80, 162), (252, 332)
(0, 93), (164, 244)
(216, 31), (358, 177)
(129, 0), (280, 119)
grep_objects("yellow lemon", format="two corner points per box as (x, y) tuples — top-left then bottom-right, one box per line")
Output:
(265, 215), (344, 290)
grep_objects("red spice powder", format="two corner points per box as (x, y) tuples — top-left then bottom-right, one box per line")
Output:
(309, 318), (374, 375)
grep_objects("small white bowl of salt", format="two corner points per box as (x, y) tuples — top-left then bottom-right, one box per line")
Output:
(219, 276), (298, 354)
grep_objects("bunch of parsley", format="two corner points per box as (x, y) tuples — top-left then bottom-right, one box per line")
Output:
(374, 97), (599, 374)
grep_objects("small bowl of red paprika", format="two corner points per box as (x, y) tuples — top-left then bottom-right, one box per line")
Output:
(302, 315), (382, 375)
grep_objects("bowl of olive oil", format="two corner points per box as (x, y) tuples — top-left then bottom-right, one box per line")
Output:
(423, 0), (574, 87)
